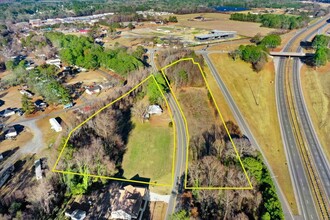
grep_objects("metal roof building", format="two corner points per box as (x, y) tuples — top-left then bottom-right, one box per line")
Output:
(195, 30), (237, 41)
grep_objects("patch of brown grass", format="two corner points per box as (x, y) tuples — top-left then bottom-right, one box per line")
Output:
(301, 64), (330, 162)
(208, 53), (298, 214)
(0, 129), (33, 153)
(175, 13), (276, 37)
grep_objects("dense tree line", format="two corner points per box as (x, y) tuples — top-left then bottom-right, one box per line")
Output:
(172, 121), (284, 219)
(312, 34), (330, 66)
(229, 34), (281, 71)
(230, 13), (309, 29)
(44, 32), (143, 76)
(158, 49), (205, 87)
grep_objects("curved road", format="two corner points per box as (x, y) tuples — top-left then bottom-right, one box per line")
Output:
(275, 15), (330, 219)
(147, 49), (188, 219)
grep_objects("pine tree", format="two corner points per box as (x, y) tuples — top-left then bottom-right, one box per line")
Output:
(21, 94), (35, 114)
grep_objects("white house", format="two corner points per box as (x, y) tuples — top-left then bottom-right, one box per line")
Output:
(49, 118), (62, 132)
(3, 109), (15, 117)
(5, 127), (17, 139)
(147, 105), (163, 115)
(34, 159), (43, 180)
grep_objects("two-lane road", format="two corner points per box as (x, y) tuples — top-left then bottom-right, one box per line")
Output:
(147, 49), (188, 219)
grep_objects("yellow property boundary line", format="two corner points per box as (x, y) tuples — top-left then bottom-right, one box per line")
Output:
(52, 74), (176, 187)
(160, 58), (253, 190)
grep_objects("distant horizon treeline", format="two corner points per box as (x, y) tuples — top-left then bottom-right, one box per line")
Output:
(230, 13), (310, 29)
(0, 0), (308, 22)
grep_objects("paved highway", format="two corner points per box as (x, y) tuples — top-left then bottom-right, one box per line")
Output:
(275, 15), (330, 219)
(276, 57), (318, 219)
(292, 22), (330, 202)
(147, 49), (188, 219)
(201, 52), (294, 220)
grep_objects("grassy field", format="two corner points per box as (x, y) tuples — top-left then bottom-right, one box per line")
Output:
(301, 64), (330, 162)
(203, 64), (236, 123)
(174, 13), (276, 37)
(208, 53), (298, 214)
(122, 114), (174, 193)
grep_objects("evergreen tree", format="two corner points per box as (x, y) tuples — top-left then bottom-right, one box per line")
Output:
(21, 94), (35, 114)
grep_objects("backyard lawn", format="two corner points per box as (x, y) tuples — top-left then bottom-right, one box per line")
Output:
(122, 115), (174, 187)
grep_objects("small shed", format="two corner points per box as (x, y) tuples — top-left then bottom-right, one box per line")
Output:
(3, 109), (15, 117)
(5, 127), (17, 139)
(49, 118), (62, 132)
(34, 159), (43, 180)
(147, 105), (163, 115)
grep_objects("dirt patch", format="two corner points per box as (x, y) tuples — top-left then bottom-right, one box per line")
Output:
(208, 53), (298, 214)
(301, 64), (330, 162)
(203, 66), (236, 123)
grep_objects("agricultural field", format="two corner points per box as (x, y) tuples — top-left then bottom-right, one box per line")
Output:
(301, 64), (330, 162)
(173, 13), (276, 37)
(208, 53), (297, 213)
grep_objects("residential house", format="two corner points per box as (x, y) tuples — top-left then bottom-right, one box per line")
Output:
(2, 109), (15, 117)
(5, 127), (17, 139)
(147, 105), (163, 115)
(85, 85), (102, 95)
(110, 185), (148, 220)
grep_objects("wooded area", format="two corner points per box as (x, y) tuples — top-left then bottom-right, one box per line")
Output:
(157, 49), (283, 220)
(312, 34), (330, 66)
(230, 13), (310, 30)
(0, 0), (309, 22)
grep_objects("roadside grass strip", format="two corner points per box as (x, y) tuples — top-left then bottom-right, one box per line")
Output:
(160, 58), (253, 190)
(52, 75), (176, 187)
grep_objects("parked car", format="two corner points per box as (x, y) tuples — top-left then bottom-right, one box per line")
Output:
(63, 102), (73, 109)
